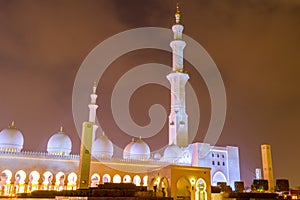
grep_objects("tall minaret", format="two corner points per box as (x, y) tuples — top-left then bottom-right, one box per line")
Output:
(88, 82), (99, 141)
(167, 4), (189, 147)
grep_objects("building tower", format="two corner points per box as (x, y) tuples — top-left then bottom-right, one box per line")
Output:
(261, 144), (274, 192)
(78, 83), (99, 188)
(88, 82), (99, 141)
(167, 4), (190, 147)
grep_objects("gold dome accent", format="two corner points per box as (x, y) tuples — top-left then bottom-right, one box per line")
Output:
(9, 121), (16, 129)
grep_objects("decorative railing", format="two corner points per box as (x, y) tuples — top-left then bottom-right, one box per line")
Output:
(0, 150), (80, 160)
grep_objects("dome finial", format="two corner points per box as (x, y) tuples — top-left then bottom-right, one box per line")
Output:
(59, 126), (63, 132)
(175, 3), (181, 24)
(9, 121), (15, 128)
(139, 136), (142, 141)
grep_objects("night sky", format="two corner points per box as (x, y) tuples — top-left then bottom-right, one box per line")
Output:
(0, 0), (300, 187)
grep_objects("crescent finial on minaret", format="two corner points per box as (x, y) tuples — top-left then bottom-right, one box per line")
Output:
(175, 3), (181, 24)
(59, 126), (63, 132)
(93, 81), (97, 94)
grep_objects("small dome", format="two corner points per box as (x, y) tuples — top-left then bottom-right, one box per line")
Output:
(153, 152), (162, 160)
(92, 132), (113, 159)
(163, 143), (182, 162)
(123, 138), (135, 159)
(123, 137), (150, 160)
(0, 122), (24, 152)
(47, 127), (72, 155)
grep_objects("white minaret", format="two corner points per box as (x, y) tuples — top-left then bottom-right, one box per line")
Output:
(167, 5), (189, 147)
(88, 82), (99, 141)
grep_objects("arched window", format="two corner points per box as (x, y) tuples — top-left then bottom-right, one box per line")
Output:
(91, 173), (100, 187)
(0, 169), (13, 195)
(123, 175), (131, 183)
(195, 178), (207, 200)
(67, 172), (77, 190)
(133, 175), (141, 186)
(143, 176), (148, 186)
(113, 174), (121, 183)
(102, 174), (111, 183)
(55, 172), (65, 191)
(14, 170), (26, 193)
(42, 171), (53, 190)
(28, 171), (40, 192)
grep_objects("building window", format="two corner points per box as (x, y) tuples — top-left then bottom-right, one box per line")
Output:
(217, 154), (219, 158)
(222, 154), (225, 158)
(212, 153), (214, 157)
(223, 162), (225, 166)
(212, 161), (215, 165)
(217, 161), (220, 166)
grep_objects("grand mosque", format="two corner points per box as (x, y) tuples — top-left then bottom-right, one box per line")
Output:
(0, 6), (241, 199)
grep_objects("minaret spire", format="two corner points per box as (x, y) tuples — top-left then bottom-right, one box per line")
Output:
(175, 3), (181, 24)
(93, 81), (97, 94)
(88, 82), (99, 141)
(167, 5), (189, 147)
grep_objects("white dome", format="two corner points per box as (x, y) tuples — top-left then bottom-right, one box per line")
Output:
(0, 122), (24, 152)
(92, 133), (113, 159)
(123, 137), (150, 160)
(123, 138), (135, 159)
(47, 127), (72, 155)
(153, 152), (162, 160)
(163, 143), (182, 162)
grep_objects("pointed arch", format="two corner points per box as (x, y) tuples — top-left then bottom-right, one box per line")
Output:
(67, 172), (77, 190)
(42, 171), (53, 190)
(91, 173), (100, 187)
(55, 172), (65, 191)
(133, 175), (141, 186)
(123, 175), (131, 183)
(28, 171), (40, 192)
(102, 174), (111, 183)
(14, 170), (26, 193)
(159, 177), (169, 197)
(176, 176), (191, 200)
(195, 178), (207, 200)
(113, 174), (121, 183)
(212, 171), (227, 186)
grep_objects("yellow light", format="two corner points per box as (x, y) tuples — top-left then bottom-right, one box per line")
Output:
(190, 178), (196, 185)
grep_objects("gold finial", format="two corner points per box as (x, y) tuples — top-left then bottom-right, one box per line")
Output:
(93, 81), (97, 94)
(139, 136), (142, 141)
(131, 138), (135, 142)
(9, 121), (15, 128)
(59, 126), (63, 132)
(175, 3), (181, 24)
(102, 131), (105, 136)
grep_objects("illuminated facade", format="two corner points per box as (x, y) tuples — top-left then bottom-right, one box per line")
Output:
(0, 5), (240, 199)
